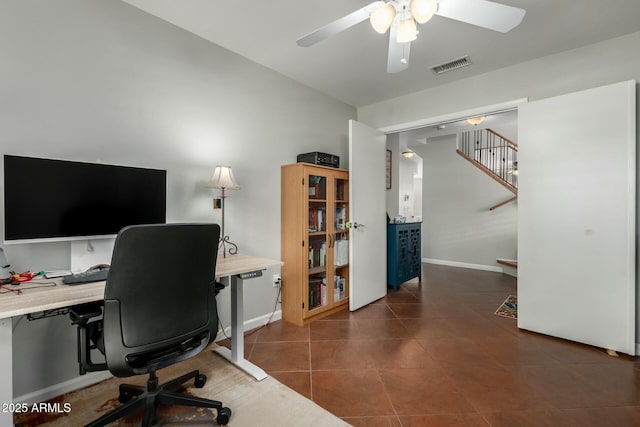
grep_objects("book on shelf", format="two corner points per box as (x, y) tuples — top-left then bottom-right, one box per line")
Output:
(309, 208), (316, 232)
(336, 183), (345, 201)
(308, 241), (327, 269)
(333, 275), (346, 301)
(321, 278), (327, 306)
(308, 207), (326, 232)
(308, 277), (327, 309)
(308, 176), (325, 199)
(334, 239), (348, 266)
(335, 206), (346, 230)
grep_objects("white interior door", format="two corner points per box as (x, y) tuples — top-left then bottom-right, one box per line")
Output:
(349, 120), (387, 311)
(518, 80), (636, 355)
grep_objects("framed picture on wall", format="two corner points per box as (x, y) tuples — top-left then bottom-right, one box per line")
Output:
(386, 149), (392, 189)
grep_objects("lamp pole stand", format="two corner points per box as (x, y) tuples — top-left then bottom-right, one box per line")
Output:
(218, 187), (238, 258)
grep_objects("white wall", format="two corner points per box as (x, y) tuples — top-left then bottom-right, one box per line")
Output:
(415, 135), (516, 269)
(385, 133), (401, 218)
(0, 0), (355, 398)
(359, 31), (640, 129)
(413, 172), (423, 220)
(397, 155), (419, 220)
(386, 134), (422, 221)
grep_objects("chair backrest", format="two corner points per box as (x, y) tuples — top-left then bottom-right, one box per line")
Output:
(102, 223), (221, 377)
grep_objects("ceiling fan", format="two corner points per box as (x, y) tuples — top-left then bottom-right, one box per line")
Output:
(296, 0), (526, 73)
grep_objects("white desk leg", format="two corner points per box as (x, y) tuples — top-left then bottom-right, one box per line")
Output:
(230, 275), (243, 362)
(0, 318), (13, 427)
(214, 274), (268, 381)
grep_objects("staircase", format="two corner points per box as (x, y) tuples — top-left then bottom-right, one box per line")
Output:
(456, 128), (518, 201)
(458, 128), (518, 275)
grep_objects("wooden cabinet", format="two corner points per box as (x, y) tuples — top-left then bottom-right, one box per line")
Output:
(281, 163), (349, 325)
(387, 222), (422, 291)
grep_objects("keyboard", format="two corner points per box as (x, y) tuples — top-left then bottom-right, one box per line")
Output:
(63, 268), (109, 285)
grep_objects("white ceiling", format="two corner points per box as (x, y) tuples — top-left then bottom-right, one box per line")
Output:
(400, 109), (517, 148)
(121, 0), (640, 107)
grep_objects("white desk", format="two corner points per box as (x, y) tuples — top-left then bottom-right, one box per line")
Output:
(0, 253), (282, 427)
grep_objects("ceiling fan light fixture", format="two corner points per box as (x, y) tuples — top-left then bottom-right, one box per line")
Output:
(410, 0), (438, 24)
(397, 17), (418, 43)
(370, 3), (397, 34)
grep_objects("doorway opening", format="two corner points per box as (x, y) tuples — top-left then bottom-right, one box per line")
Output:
(386, 109), (518, 274)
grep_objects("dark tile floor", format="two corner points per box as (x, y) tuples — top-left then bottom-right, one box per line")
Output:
(229, 264), (640, 426)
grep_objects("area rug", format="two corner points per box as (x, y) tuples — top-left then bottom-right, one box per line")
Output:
(495, 295), (517, 319)
(15, 348), (350, 427)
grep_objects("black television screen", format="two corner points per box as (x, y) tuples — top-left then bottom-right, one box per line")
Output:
(3, 155), (166, 242)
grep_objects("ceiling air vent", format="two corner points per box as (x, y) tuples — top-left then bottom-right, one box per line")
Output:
(430, 56), (472, 75)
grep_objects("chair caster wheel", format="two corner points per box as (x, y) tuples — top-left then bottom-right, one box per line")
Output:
(217, 407), (232, 425)
(194, 373), (207, 388)
(118, 391), (133, 404)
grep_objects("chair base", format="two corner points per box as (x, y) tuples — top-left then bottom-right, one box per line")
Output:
(87, 369), (231, 427)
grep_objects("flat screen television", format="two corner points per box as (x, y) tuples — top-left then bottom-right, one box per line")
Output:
(3, 155), (166, 243)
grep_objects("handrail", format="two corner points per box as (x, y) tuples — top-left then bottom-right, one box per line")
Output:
(456, 150), (517, 194)
(458, 128), (518, 192)
(489, 196), (517, 211)
(496, 258), (518, 268)
(487, 129), (518, 149)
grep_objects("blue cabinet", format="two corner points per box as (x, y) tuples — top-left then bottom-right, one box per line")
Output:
(387, 222), (422, 291)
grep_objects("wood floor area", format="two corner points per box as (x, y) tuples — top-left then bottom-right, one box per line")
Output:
(235, 263), (640, 426)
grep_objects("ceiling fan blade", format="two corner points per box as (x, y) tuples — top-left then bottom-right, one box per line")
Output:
(436, 0), (526, 33)
(387, 24), (410, 73)
(296, 1), (383, 47)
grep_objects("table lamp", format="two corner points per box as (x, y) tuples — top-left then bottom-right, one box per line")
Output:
(208, 166), (240, 258)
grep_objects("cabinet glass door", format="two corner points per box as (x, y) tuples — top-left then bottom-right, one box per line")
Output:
(308, 174), (328, 311)
(333, 177), (349, 302)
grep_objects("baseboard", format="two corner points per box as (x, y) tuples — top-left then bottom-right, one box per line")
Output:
(16, 312), (282, 405)
(636, 343), (640, 356)
(501, 266), (518, 277)
(14, 371), (112, 405)
(247, 310), (282, 332)
(423, 258), (503, 273)
(215, 310), (282, 341)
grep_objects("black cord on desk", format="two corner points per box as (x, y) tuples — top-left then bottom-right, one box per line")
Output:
(20, 280), (57, 286)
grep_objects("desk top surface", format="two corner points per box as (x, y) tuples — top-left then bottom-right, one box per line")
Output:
(0, 254), (283, 320)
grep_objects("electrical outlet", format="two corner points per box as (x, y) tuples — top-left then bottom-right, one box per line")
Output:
(272, 274), (281, 288)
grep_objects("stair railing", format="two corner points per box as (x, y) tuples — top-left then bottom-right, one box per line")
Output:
(458, 128), (518, 193)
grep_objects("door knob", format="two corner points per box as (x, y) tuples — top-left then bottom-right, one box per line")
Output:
(347, 221), (364, 229)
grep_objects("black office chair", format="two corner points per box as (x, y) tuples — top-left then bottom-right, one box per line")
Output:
(69, 223), (231, 426)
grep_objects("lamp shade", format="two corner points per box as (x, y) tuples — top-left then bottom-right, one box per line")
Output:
(410, 0), (438, 24)
(208, 166), (240, 189)
(397, 17), (418, 43)
(370, 3), (396, 34)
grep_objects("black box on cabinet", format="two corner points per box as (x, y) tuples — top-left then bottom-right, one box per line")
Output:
(297, 152), (340, 168)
